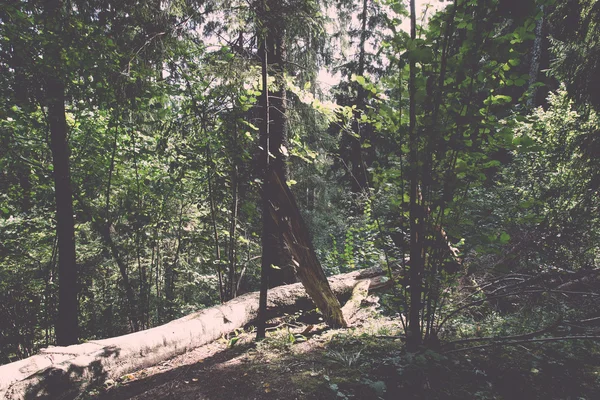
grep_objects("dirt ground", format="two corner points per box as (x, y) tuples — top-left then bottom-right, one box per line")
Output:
(92, 300), (403, 400)
(87, 297), (600, 400)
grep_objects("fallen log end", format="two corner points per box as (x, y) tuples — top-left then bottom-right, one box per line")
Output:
(342, 280), (372, 326)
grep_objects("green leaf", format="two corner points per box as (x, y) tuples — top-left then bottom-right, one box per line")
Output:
(484, 94), (512, 105)
(353, 74), (366, 86)
(483, 160), (501, 168)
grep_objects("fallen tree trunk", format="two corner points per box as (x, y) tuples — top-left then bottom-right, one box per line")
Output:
(341, 280), (371, 325)
(0, 266), (392, 400)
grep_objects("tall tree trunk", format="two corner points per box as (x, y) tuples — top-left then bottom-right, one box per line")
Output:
(130, 124), (144, 331)
(407, 0), (424, 351)
(45, 0), (78, 346)
(260, 3), (295, 288)
(48, 59), (78, 346)
(349, 0), (370, 195)
(257, 35), (272, 340)
(256, 0), (346, 334)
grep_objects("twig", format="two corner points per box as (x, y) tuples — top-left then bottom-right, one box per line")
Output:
(265, 322), (302, 332)
(374, 335), (406, 341)
(580, 316), (600, 324)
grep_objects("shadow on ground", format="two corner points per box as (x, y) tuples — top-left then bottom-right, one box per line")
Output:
(94, 328), (600, 400)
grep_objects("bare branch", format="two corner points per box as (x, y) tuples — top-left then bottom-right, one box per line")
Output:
(445, 336), (600, 354)
(443, 318), (562, 348)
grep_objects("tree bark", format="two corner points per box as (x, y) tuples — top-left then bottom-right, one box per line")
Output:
(45, 0), (78, 346)
(259, 1), (296, 288)
(0, 267), (391, 400)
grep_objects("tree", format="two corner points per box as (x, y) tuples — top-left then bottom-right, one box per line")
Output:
(548, 0), (600, 110)
(256, 0), (296, 289)
(332, 0), (384, 197)
(355, 0), (550, 350)
(255, 0), (347, 337)
(43, 0), (79, 346)
(406, 0), (423, 351)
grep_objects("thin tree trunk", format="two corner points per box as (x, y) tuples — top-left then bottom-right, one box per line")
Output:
(228, 163), (239, 299)
(149, 242), (156, 326)
(207, 144), (224, 303)
(44, 237), (59, 346)
(131, 125), (145, 331)
(103, 120), (140, 332)
(407, 0), (423, 351)
(155, 241), (161, 323)
(165, 201), (185, 320)
(74, 190), (140, 332)
(257, 35), (271, 340)
(527, 5), (545, 108)
(103, 227), (139, 331)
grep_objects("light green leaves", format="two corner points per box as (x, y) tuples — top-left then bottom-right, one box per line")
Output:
(484, 94), (512, 106)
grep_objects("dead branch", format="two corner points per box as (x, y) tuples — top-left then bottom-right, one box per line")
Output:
(442, 317), (562, 348)
(444, 335), (600, 354)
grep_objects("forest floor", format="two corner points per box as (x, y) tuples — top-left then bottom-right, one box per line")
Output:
(89, 295), (600, 400)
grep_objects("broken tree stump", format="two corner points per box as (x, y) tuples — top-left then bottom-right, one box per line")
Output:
(268, 170), (347, 328)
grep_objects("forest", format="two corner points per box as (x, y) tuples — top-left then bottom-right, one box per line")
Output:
(0, 0), (599, 398)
